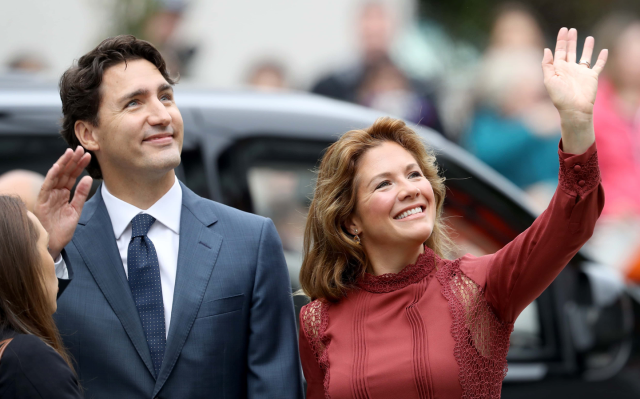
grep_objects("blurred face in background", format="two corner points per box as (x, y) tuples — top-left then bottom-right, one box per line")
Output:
(613, 23), (640, 90)
(27, 211), (57, 313)
(359, 4), (394, 61)
(351, 142), (436, 254)
(247, 64), (287, 91)
(490, 9), (544, 50)
(86, 59), (184, 182)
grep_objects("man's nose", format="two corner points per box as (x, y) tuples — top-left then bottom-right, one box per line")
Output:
(148, 98), (172, 126)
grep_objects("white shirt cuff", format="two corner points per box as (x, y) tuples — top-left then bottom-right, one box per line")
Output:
(55, 254), (69, 280)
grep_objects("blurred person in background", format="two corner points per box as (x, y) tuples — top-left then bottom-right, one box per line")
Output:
(583, 13), (640, 280)
(245, 60), (288, 91)
(357, 56), (443, 131)
(0, 170), (45, 212)
(462, 3), (561, 209)
(0, 196), (82, 398)
(142, 0), (197, 77)
(6, 53), (47, 74)
(311, 2), (443, 133)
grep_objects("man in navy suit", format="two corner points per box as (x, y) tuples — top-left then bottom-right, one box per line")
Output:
(35, 35), (303, 398)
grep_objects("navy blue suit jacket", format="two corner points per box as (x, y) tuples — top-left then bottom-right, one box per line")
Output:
(54, 182), (303, 398)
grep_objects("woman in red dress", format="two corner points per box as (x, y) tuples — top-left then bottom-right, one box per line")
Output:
(298, 28), (608, 399)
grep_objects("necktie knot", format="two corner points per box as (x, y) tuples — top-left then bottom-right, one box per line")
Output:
(131, 214), (156, 238)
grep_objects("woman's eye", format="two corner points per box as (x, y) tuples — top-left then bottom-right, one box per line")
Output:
(409, 171), (423, 178)
(375, 181), (390, 190)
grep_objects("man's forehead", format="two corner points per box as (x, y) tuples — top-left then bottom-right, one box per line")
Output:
(102, 59), (168, 94)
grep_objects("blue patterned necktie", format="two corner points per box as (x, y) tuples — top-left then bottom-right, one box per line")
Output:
(128, 213), (166, 377)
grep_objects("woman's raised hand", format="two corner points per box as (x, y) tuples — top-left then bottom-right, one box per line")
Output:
(542, 27), (608, 154)
(34, 147), (92, 260)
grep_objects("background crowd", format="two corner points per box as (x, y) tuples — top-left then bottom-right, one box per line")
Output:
(3, 0), (639, 282)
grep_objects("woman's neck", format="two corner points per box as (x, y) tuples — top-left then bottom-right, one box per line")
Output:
(364, 242), (424, 276)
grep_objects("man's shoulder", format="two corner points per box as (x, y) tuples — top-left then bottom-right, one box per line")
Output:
(183, 190), (268, 228)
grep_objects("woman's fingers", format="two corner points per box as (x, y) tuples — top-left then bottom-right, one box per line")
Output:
(541, 48), (555, 81)
(65, 153), (91, 190)
(580, 36), (595, 67)
(70, 175), (93, 214)
(58, 147), (86, 189)
(554, 27), (569, 63)
(39, 163), (61, 199)
(593, 49), (609, 75)
(567, 28), (578, 63)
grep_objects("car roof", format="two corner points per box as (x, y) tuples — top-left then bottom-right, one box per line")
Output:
(0, 86), (539, 216)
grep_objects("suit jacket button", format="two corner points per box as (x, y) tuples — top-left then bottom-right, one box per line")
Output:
(574, 164), (581, 172)
(578, 180), (586, 187)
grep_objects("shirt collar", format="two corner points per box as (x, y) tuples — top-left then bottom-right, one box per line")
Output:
(101, 177), (182, 240)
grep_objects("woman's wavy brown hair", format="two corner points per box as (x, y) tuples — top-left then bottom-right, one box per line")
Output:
(0, 196), (75, 372)
(300, 117), (451, 301)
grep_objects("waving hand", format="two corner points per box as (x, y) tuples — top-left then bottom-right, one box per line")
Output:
(34, 147), (93, 259)
(542, 27), (608, 154)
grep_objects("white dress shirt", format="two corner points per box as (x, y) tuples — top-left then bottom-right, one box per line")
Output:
(55, 177), (182, 336)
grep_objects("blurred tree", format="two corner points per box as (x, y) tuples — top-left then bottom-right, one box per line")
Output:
(104, 0), (161, 40)
(419, 0), (640, 47)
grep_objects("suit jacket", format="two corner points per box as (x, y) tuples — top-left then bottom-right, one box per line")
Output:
(54, 182), (303, 399)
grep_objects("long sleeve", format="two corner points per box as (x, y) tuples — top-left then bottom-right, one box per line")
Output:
(246, 218), (304, 399)
(461, 140), (604, 323)
(298, 316), (326, 399)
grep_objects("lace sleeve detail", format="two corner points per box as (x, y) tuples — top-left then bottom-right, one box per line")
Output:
(559, 148), (600, 198)
(437, 259), (514, 399)
(300, 299), (331, 399)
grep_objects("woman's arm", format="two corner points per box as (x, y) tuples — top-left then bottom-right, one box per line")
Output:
(462, 140), (604, 323)
(299, 304), (328, 399)
(460, 28), (608, 323)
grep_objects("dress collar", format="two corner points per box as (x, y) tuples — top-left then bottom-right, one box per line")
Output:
(357, 246), (438, 293)
(101, 176), (182, 240)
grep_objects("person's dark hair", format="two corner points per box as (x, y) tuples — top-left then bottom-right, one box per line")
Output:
(0, 196), (75, 371)
(59, 35), (176, 179)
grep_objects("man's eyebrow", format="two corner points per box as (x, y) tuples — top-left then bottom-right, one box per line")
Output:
(117, 84), (173, 104)
(118, 88), (149, 104)
(158, 83), (173, 93)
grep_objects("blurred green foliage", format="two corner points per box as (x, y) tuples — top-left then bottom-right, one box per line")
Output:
(107, 0), (161, 40)
(419, 0), (640, 47)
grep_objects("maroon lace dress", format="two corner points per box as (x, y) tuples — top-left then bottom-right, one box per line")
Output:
(299, 142), (604, 399)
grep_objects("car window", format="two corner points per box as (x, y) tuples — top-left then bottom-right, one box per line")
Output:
(0, 135), (69, 176)
(248, 165), (313, 284)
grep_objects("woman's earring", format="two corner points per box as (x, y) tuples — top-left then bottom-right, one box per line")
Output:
(354, 229), (361, 245)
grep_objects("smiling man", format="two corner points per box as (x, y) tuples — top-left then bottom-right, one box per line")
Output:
(34, 35), (303, 399)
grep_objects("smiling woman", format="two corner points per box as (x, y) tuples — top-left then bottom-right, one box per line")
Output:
(298, 26), (609, 399)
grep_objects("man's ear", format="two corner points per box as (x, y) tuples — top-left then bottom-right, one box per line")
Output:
(74, 120), (100, 152)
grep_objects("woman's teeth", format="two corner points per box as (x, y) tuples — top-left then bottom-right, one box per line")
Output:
(395, 207), (423, 220)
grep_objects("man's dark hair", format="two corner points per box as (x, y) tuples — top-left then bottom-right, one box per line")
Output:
(59, 35), (176, 179)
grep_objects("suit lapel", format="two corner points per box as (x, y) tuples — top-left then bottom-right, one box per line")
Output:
(72, 187), (156, 378)
(153, 183), (222, 396)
